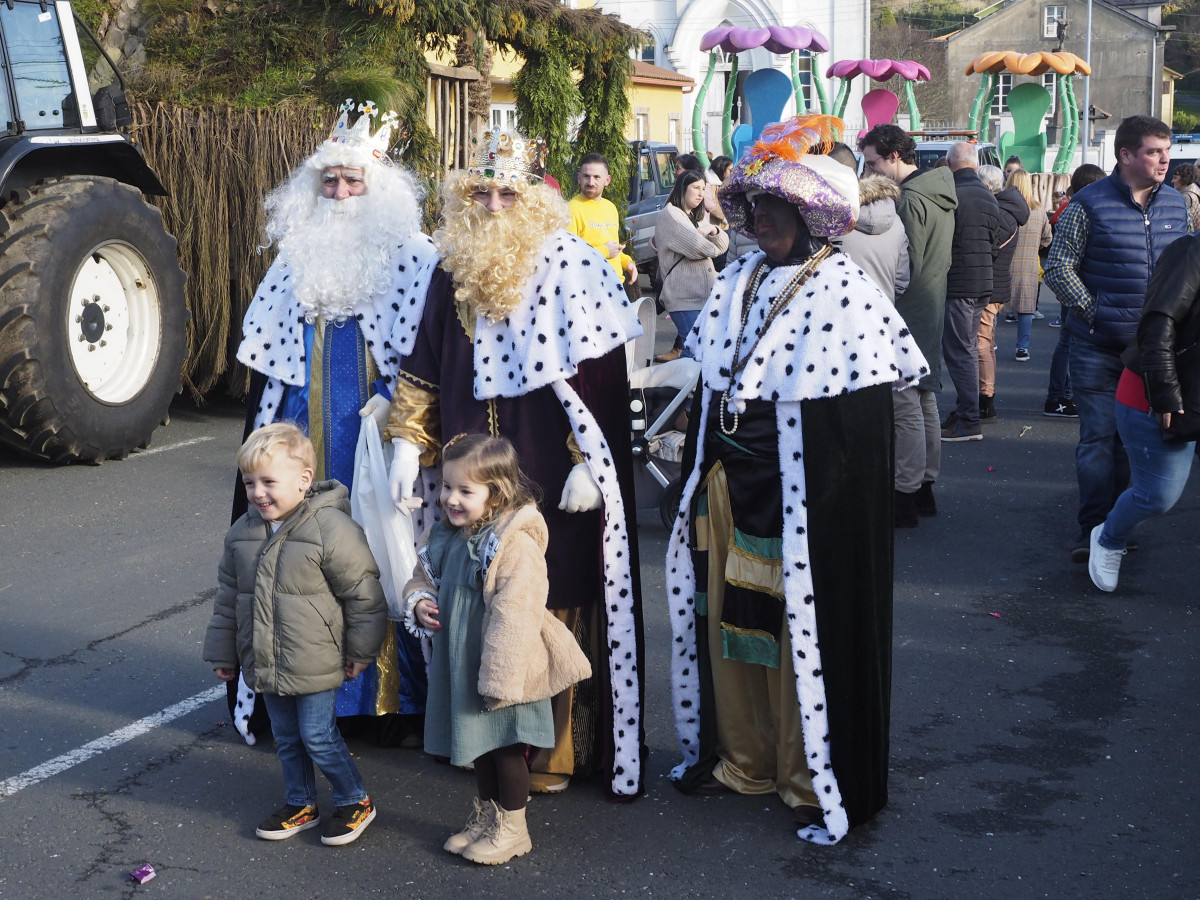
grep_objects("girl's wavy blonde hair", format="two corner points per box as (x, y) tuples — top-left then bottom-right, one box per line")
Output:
(1005, 168), (1038, 209)
(432, 172), (569, 322)
(441, 433), (539, 530)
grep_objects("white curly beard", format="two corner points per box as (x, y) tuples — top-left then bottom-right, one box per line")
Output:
(264, 163), (423, 323)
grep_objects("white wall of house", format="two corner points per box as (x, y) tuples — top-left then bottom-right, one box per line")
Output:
(595, 0), (871, 154)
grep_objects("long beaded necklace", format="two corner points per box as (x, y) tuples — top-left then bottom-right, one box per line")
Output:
(719, 245), (832, 435)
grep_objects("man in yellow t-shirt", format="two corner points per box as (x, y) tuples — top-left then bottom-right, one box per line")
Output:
(568, 153), (637, 286)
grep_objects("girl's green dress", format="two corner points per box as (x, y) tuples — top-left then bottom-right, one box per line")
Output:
(423, 519), (554, 766)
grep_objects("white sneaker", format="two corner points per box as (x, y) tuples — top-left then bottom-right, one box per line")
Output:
(1088, 524), (1125, 592)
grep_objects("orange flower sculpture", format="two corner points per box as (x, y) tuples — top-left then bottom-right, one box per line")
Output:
(964, 50), (1090, 173)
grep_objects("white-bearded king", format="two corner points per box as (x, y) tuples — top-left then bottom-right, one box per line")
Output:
(231, 100), (439, 741)
(386, 131), (647, 799)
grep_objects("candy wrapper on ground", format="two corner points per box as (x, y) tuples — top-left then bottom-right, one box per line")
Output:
(130, 863), (156, 884)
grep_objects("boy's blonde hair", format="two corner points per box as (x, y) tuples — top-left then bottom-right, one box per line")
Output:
(441, 433), (539, 528)
(237, 422), (316, 474)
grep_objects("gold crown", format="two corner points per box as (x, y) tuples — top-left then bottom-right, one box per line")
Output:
(467, 130), (548, 184)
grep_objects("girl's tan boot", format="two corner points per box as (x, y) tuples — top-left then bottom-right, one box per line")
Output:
(443, 796), (494, 855)
(461, 801), (532, 865)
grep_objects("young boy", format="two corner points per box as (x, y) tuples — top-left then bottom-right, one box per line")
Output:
(203, 423), (386, 846)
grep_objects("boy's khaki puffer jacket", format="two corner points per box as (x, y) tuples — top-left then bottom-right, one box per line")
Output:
(202, 480), (386, 696)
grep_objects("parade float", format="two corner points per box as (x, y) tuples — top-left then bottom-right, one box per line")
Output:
(963, 50), (1092, 174)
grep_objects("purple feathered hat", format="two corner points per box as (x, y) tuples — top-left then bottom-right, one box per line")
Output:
(719, 114), (860, 239)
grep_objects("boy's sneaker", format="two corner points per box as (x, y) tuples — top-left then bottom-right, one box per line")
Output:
(1048, 317), (1061, 328)
(1043, 398), (1078, 418)
(321, 796), (376, 846)
(1014, 348), (1031, 362)
(256, 804), (321, 840)
(1004, 313), (1017, 323)
(1033, 310), (1045, 320)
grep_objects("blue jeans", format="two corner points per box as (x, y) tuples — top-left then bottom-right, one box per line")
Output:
(1016, 313), (1033, 352)
(1069, 339), (1129, 531)
(263, 689), (367, 808)
(671, 308), (701, 359)
(1099, 404), (1197, 549)
(1046, 310), (1072, 400)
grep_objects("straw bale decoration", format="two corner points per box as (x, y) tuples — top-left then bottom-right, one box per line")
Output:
(77, 0), (643, 398)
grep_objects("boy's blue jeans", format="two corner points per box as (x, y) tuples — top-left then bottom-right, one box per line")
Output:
(263, 689), (367, 808)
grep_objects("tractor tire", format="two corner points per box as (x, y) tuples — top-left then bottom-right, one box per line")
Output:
(0, 176), (188, 463)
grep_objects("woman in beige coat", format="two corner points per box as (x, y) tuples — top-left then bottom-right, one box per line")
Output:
(1004, 169), (1052, 358)
(654, 169), (728, 358)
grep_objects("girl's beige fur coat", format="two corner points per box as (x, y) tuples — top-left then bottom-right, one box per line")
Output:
(404, 503), (591, 709)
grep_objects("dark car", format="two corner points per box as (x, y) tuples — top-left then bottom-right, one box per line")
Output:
(626, 140), (678, 277)
(913, 140), (1001, 172)
(1168, 135), (1199, 182)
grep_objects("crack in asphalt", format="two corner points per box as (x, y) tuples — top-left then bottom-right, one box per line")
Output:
(74, 724), (223, 896)
(0, 589), (216, 686)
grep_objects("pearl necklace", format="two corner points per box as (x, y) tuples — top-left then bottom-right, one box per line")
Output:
(719, 246), (832, 436)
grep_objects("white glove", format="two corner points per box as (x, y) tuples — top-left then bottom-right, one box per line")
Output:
(389, 438), (422, 510)
(558, 462), (603, 513)
(358, 394), (390, 437)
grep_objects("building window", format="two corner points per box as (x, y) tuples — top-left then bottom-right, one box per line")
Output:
(1042, 73), (1057, 116)
(991, 73), (1012, 116)
(1043, 5), (1066, 39)
(490, 104), (517, 132)
(636, 111), (649, 141)
(641, 37), (656, 64)
(794, 52), (814, 114)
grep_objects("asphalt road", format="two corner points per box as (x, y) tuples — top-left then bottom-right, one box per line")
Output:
(1, 318), (1198, 899)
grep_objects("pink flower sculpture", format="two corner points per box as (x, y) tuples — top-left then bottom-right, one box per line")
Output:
(700, 25), (829, 55)
(824, 58), (930, 82)
(824, 58), (932, 129)
(693, 24), (833, 157)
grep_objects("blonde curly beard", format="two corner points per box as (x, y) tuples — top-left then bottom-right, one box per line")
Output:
(433, 173), (568, 322)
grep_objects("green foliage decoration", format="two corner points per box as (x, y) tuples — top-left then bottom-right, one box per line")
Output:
(575, 52), (633, 215)
(513, 33), (582, 187)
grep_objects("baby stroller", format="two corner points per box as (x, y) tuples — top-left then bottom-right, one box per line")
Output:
(626, 298), (701, 528)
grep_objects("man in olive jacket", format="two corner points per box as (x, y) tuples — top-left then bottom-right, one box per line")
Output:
(860, 125), (958, 520)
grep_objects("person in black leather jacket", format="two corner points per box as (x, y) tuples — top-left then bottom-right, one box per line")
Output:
(1087, 233), (1200, 592)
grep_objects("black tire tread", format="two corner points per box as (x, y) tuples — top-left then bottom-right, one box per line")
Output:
(0, 176), (187, 462)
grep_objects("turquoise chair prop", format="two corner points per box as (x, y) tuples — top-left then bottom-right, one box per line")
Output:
(997, 82), (1052, 173)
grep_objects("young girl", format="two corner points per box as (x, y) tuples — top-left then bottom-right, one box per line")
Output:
(402, 434), (591, 865)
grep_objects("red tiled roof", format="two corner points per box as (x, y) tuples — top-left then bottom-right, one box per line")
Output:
(632, 60), (694, 86)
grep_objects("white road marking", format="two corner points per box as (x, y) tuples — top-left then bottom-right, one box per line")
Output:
(0, 685), (225, 798)
(133, 436), (217, 457)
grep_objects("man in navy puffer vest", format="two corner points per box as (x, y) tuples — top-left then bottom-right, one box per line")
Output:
(1043, 115), (1193, 562)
